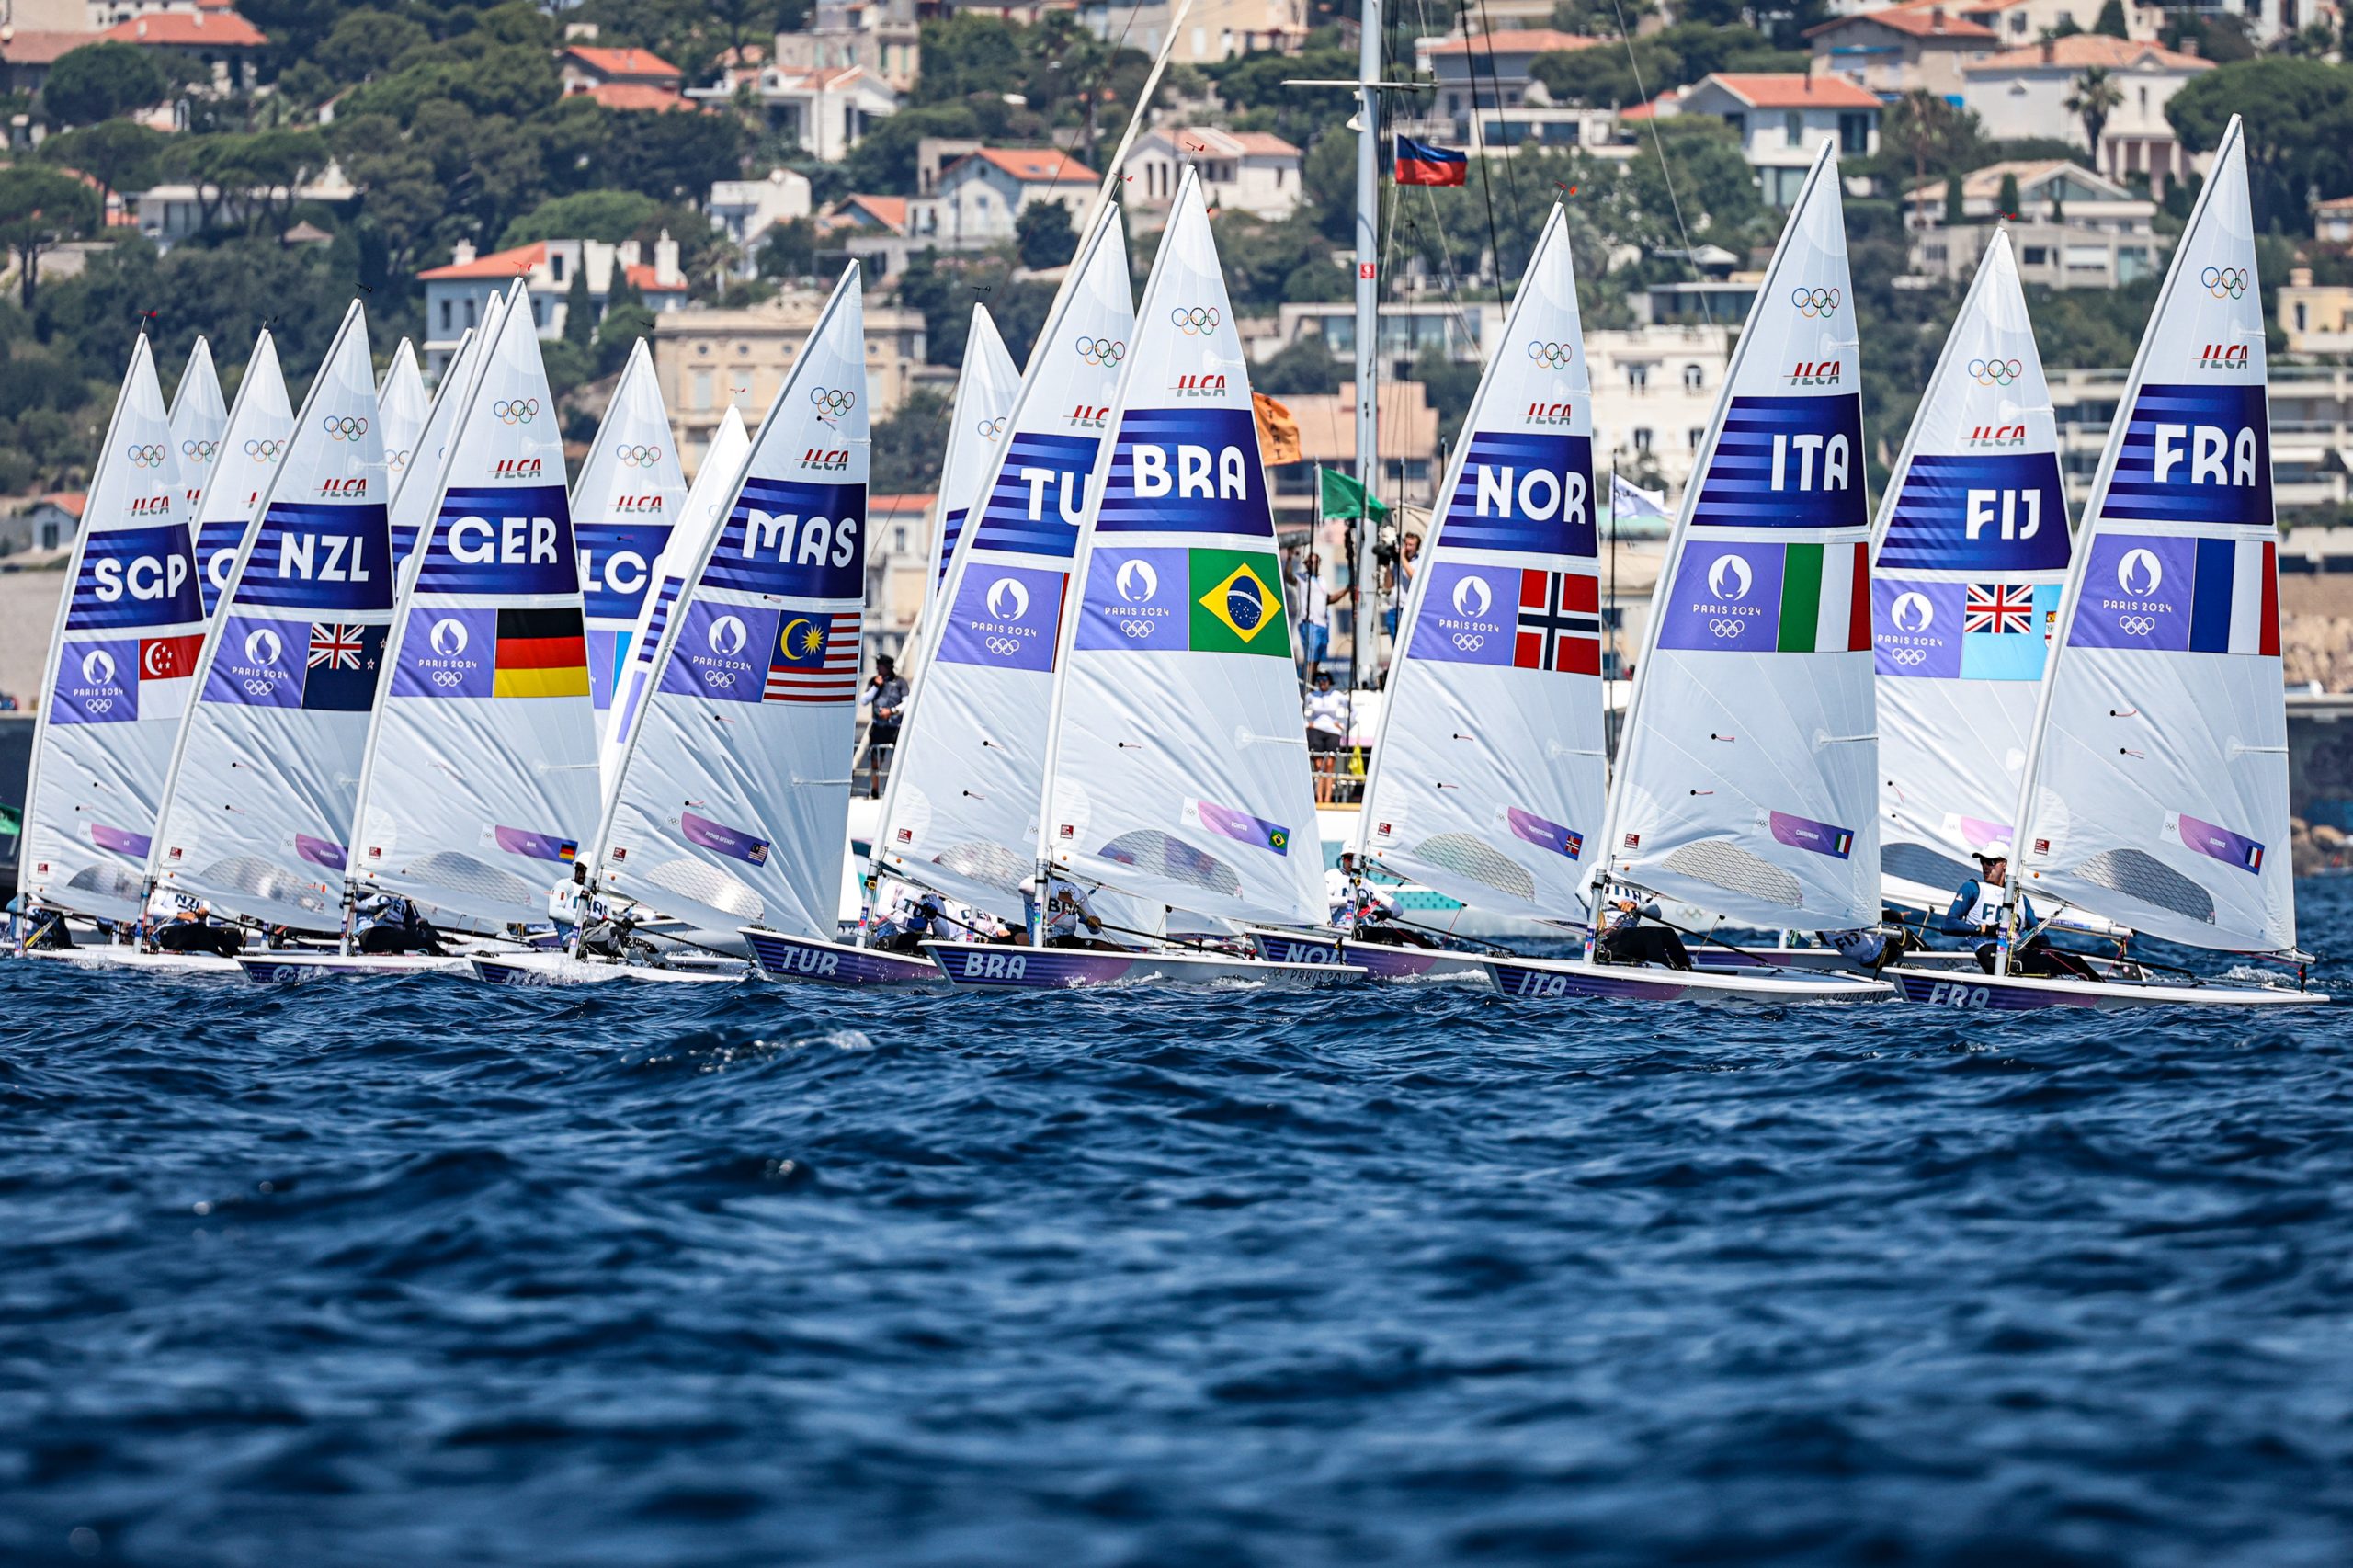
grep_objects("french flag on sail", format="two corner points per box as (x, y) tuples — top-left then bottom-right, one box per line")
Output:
(2188, 537), (2279, 657)
(1394, 136), (1467, 187)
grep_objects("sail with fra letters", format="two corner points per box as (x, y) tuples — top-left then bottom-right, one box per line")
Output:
(1870, 230), (2072, 905)
(149, 301), (394, 929)
(1036, 166), (1324, 927)
(587, 266), (868, 942)
(571, 339), (688, 744)
(1357, 202), (1602, 921)
(873, 206), (1133, 921)
(168, 337), (227, 526)
(189, 331), (292, 616)
(347, 280), (599, 932)
(928, 304), (1024, 605)
(2011, 119), (2294, 955)
(1599, 142), (1878, 929)
(21, 337), (200, 920)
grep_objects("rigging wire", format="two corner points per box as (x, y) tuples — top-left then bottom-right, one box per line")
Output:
(1605, 0), (1711, 324)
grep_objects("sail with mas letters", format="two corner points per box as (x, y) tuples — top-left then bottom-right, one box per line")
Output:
(570, 339), (688, 745)
(345, 280), (600, 932)
(2007, 119), (2296, 957)
(585, 265), (868, 943)
(870, 204), (1133, 921)
(148, 301), (395, 930)
(1354, 202), (1603, 922)
(20, 336), (200, 921)
(188, 330), (293, 617)
(926, 304), (1024, 606)
(1034, 165), (1323, 927)
(1597, 141), (1878, 930)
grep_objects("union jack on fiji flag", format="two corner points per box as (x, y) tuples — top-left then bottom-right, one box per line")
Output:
(1963, 583), (2036, 636)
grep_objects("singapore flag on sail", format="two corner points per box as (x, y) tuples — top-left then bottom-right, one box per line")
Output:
(138, 633), (203, 722)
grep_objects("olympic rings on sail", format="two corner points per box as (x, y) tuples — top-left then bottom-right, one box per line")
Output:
(1525, 341), (1574, 369)
(323, 415), (370, 441)
(388, 447), (414, 471)
(1118, 620), (1154, 639)
(1890, 647), (1927, 666)
(811, 387), (856, 416)
(1709, 619), (1746, 639)
(493, 399), (540, 425)
(2201, 266), (2247, 300)
(429, 670), (467, 687)
(1450, 632), (1484, 652)
(181, 438), (218, 460)
(615, 442), (663, 467)
(125, 443), (165, 467)
(1076, 335), (1126, 366)
(703, 669), (736, 688)
(1171, 306), (1221, 335)
(244, 437), (285, 460)
(977, 415), (1008, 438)
(1968, 358), (2022, 386)
(2119, 615), (2156, 636)
(1790, 286), (1841, 318)
(983, 635), (1021, 656)
(242, 679), (276, 697)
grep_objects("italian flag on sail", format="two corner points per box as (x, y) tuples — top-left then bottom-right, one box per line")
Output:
(1776, 540), (1870, 653)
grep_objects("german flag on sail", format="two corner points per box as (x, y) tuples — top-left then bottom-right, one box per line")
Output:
(494, 606), (590, 699)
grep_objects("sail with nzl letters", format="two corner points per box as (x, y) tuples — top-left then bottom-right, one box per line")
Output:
(346, 280), (599, 932)
(1870, 230), (2072, 903)
(586, 265), (868, 942)
(1036, 165), (1324, 928)
(927, 304), (1024, 605)
(1598, 141), (1878, 930)
(148, 301), (394, 929)
(168, 337), (227, 525)
(2010, 118), (2295, 956)
(377, 337), (429, 493)
(1356, 201), (1602, 921)
(572, 339), (688, 743)
(20, 336), (201, 921)
(871, 204), (1133, 920)
(188, 330), (293, 616)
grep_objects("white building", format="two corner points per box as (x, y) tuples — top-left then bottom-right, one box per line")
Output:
(1905, 161), (2161, 290)
(1960, 35), (2211, 195)
(1672, 74), (1881, 208)
(131, 159), (354, 250)
(909, 147), (1097, 250)
(1123, 127), (1302, 221)
(415, 235), (688, 376)
(1077, 0), (1308, 62)
(691, 62), (898, 162)
(1413, 28), (1601, 122)
(710, 168), (815, 275)
(774, 0), (920, 93)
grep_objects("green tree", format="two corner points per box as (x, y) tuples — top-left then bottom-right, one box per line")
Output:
(0, 168), (99, 309)
(315, 9), (431, 81)
(1409, 345), (1482, 437)
(2167, 57), (2353, 231)
(1996, 171), (2022, 216)
(756, 217), (817, 279)
(40, 41), (170, 127)
(2093, 0), (2130, 35)
(1254, 332), (1342, 397)
(503, 189), (661, 247)
(1014, 199), (1076, 270)
(594, 301), (655, 376)
(2064, 67), (2123, 161)
(563, 266), (595, 349)
(600, 107), (750, 203)
(1944, 171), (1964, 224)
(866, 386), (952, 494)
(40, 119), (167, 208)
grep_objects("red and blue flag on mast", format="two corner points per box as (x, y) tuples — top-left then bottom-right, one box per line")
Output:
(1394, 135), (1467, 187)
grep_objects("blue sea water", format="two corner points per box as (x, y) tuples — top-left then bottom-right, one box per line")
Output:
(4, 892), (2353, 1567)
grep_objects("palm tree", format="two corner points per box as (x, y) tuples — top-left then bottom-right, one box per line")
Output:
(2065, 67), (2124, 174)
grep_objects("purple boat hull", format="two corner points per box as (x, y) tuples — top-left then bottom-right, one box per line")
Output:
(926, 940), (1361, 991)
(1483, 955), (1892, 1005)
(1886, 965), (2326, 1011)
(1247, 928), (1489, 983)
(743, 930), (945, 986)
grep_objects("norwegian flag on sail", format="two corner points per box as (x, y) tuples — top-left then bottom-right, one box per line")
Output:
(1513, 569), (1601, 676)
(764, 611), (862, 703)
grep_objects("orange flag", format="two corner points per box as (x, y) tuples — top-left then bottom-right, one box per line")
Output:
(1253, 391), (1301, 467)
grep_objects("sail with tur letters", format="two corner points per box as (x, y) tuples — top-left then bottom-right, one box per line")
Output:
(188, 331), (293, 616)
(346, 280), (599, 932)
(571, 339), (688, 742)
(20, 337), (200, 920)
(377, 337), (429, 493)
(168, 337), (227, 525)
(928, 304), (1024, 605)
(2009, 118), (2295, 956)
(870, 204), (1133, 921)
(1870, 230), (2073, 904)
(148, 301), (395, 930)
(1355, 202), (1602, 921)
(1034, 165), (1323, 928)
(1597, 142), (1878, 930)
(586, 266), (868, 941)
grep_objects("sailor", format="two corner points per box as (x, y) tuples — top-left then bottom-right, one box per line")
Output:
(1038, 878), (1118, 951)
(1943, 846), (2090, 980)
(1324, 852), (1438, 949)
(149, 899), (244, 958)
(1593, 893), (1695, 971)
(1821, 924), (1916, 974)
(353, 892), (449, 956)
(871, 887), (947, 955)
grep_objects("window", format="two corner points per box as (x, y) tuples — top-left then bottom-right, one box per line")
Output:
(464, 296), (477, 327)
(1688, 426), (1705, 451)
(2296, 302), (2310, 331)
(438, 300), (451, 332)
(1625, 362), (1650, 392)
(1682, 363), (1703, 390)
(2022, 245), (2049, 266)
(1632, 428), (1654, 453)
(892, 525), (909, 553)
(691, 369), (713, 410)
(551, 252), (565, 282)
(1784, 110), (1802, 146)
(1838, 113), (1870, 154)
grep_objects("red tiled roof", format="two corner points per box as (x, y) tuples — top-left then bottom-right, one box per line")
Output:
(1422, 28), (1602, 55)
(958, 147), (1096, 185)
(837, 194), (909, 231)
(102, 11), (267, 47)
(37, 492), (87, 518)
(563, 45), (683, 82)
(1970, 35), (2211, 70)
(624, 261), (687, 292)
(583, 82), (698, 113)
(1702, 73), (1881, 108)
(1807, 6), (1995, 40)
(1161, 126), (1302, 158)
(0, 29), (101, 64)
(418, 241), (545, 280)
(870, 493), (938, 513)
(2317, 194), (2353, 211)
(1619, 92), (1676, 119)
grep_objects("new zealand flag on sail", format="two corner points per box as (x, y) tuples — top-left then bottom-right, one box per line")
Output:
(1690, 394), (1869, 531)
(1439, 433), (1595, 558)
(1877, 452), (2070, 573)
(2102, 384), (2273, 528)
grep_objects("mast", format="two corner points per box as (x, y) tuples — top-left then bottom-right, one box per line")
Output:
(1352, 0), (1381, 687)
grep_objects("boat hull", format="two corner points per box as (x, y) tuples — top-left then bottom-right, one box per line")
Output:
(1245, 927), (1490, 983)
(742, 931), (946, 986)
(1483, 953), (1893, 1004)
(925, 939), (1364, 991)
(26, 945), (240, 975)
(235, 951), (475, 982)
(469, 953), (745, 987)
(1886, 965), (2330, 1011)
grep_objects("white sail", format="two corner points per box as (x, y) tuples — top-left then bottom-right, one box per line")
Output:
(571, 339), (688, 744)
(1870, 231), (2072, 903)
(189, 331), (293, 616)
(21, 337), (199, 921)
(149, 301), (394, 929)
(927, 304), (1024, 606)
(1357, 203), (1602, 921)
(587, 266), (868, 942)
(390, 305), (497, 563)
(872, 206), (1134, 920)
(1036, 166), (1323, 927)
(2011, 118), (2294, 955)
(1600, 142), (1877, 929)
(377, 337), (429, 492)
(599, 403), (749, 781)
(168, 337), (227, 524)
(347, 281), (598, 931)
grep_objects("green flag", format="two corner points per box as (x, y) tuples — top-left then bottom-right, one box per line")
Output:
(0, 802), (19, 839)
(1319, 465), (1389, 524)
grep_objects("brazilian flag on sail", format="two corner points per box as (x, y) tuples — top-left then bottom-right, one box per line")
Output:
(1189, 549), (1287, 657)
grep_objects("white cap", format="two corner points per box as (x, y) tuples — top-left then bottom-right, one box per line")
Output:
(1976, 840), (2014, 861)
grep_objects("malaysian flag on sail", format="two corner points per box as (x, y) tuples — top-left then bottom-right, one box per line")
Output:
(764, 612), (861, 702)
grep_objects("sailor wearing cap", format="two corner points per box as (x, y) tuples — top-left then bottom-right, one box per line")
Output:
(1942, 843), (2088, 980)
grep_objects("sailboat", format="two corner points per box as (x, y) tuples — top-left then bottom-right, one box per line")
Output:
(19, 335), (203, 956)
(571, 339), (688, 751)
(1480, 143), (1892, 1004)
(928, 165), (1359, 989)
(926, 305), (1024, 607)
(148, 301), (395, 950)
(1884, 118), (2324, 1010)
(377, 337), (428, 491)
(190, 332), (294, 617)
(168, 337), (227, 524)
(488, 265), (874, 986)
(389, 302), (497, 565)
(1252, 203), (1597, 985)
(243, 280), (598, 979)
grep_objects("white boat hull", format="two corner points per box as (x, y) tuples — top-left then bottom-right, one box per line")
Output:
(26, 945), (241, 975)
(1886, 965), (2329, 1011)
(469, 953), (747, 987)
(1483, 953), (1893, 1005)
(235, 951), (477, 982)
